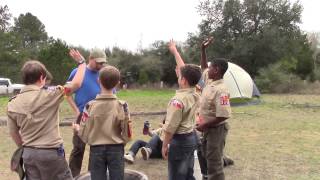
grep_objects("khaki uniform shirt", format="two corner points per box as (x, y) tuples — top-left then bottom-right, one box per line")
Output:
(78, 94), (131, 145)
(7, 85), (64, 148)
(163, 88), (200, 135)
(199, 69), (231, 124)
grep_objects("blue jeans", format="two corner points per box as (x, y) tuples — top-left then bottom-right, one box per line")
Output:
(129, 135), (163, 158)
(89, 144), (124, 180)
(168, 132), (197, 180)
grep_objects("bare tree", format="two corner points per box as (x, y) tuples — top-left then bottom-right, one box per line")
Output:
(308, 32), (320, 69)
(0, 5), (12, 32)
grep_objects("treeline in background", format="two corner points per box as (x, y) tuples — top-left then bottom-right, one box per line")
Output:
(1, 0), (320, 93)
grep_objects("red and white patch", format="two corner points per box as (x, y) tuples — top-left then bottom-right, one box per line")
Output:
(64, 87), (71, 95)
(81, 112), (89, 122)
(81, 106), (90, 122)
(170, 99), (184, 109)
(220, 94), (230, 105)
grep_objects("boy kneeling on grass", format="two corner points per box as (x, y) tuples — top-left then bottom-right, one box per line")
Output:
(74, 65), (132, 180)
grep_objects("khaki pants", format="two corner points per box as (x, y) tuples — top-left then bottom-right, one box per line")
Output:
(22, 147), (73, 180)
(203, 123), (229, 180)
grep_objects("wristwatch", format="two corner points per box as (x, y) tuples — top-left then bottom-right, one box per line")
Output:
(78, 59), (85, 65)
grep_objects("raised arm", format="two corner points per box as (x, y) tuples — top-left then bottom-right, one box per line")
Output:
(200, 37), (214, 70)
(168, 40), (185, 77)
(64, 49), (86, 94)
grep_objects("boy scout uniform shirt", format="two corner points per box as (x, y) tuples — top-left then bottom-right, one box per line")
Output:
(78, 94), (129, 145)
(7, 85), (64, 148)
(163, 88), (200, 135)
(199, 68), (231, 124)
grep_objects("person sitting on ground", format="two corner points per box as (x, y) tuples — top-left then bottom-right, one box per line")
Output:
(124, 120), (165, 164)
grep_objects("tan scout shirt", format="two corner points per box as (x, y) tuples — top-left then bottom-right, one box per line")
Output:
(199, 77), (231, 123)
(78, 94), (130, 145)
(163, 88), (200, 135)
(7, 85), (64, 148)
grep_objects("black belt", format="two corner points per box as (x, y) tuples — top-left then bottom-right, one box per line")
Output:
(173, 131), (195, 138)
(208, 122), (227, 129)
(23, 146), (59, 150)
(90, 144), (124, 148)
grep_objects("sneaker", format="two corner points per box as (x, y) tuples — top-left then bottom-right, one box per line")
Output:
(141, 147), (151, 160)
(223, 156), (234, 167)
(124, 153), (134, 164)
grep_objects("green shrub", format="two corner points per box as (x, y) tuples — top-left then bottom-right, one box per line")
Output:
(138, 70), (148, 85)
(313, 68), (320, 81)
(256, 63), (305, 93)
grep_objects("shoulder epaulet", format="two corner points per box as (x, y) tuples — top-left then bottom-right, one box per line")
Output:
(8, 95), (17, 102)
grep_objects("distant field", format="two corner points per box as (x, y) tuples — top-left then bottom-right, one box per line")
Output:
(0, 89), (175, 117)
(1, 90), (320, 179)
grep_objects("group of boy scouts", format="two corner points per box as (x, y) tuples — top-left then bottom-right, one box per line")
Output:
(7, 37), (231, 180)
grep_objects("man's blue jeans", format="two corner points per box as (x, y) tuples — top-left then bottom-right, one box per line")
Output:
(89, 144), (124, 180)
(129, 135), (163, 158)
(168, 132), (197, 180)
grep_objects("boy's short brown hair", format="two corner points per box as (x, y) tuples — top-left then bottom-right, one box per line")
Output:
(99, 65), (120, 90)
(21, 60), (50, 85)
(180, 64), (201, 86)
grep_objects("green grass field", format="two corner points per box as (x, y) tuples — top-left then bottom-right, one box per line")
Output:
(0, 90), (320, 180)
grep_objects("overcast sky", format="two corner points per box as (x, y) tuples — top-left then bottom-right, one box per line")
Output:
(2, 0), (320, 52)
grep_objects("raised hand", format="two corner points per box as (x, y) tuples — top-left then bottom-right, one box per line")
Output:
(168, 39), (178, 55)
(69, 49), (85, 63)
(168, 39), (185, 73)
(200, 37), (214, 69)
(201, 36), (214, 50)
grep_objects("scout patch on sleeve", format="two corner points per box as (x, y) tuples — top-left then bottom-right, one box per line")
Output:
(64, 87), (71, 95)
(170, 99), (184, 109)
(42, 86), (56, 91)
(81, 104), (90, 122)
(43, 85), (64, 93)
(220, 94), (230, 105)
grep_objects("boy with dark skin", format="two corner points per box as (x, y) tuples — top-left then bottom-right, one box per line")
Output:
(196, 37), (231, 180)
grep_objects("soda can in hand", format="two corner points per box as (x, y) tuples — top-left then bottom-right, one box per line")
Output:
(143, 121), (150, 135)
